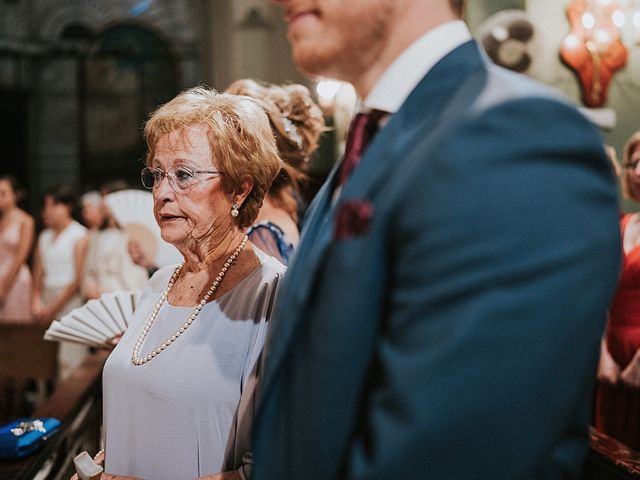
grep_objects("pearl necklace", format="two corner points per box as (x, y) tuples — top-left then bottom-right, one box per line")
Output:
(131, 235), (249, 366)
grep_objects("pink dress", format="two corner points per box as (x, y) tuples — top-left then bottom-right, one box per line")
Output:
(0, 221), (33, 322)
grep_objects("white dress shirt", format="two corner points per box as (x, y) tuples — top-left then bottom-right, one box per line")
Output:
(364, 20), (472, 114)
(333, 20), (472, 201)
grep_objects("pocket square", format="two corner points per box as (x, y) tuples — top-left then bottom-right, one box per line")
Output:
(335, 199), (374, 240)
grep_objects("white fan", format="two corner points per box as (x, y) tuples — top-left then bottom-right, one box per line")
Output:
(44, 290), (142, 348)
(104, 189), (182, 267)
(477, 10), (540, 74)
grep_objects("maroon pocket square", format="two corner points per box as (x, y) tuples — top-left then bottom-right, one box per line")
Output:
(335, 199), (374, 240)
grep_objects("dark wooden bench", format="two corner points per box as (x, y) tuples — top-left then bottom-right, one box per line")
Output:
(0, 323), (58, 379)
(585, 427), (640, 479)
(0, 349), (108, 480)
(0, 323), (58, 423)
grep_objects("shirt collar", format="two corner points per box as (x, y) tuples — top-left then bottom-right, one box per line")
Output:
(363, 20), (472, 114)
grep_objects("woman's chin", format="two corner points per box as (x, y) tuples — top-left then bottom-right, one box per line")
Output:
(159, 226), (188, 247)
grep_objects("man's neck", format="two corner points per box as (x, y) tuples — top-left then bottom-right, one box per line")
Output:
(351, 4), (459, 99)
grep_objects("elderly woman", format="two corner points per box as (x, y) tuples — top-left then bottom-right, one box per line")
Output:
(100, 87), (284, 480)
(595, 130), (640, 450)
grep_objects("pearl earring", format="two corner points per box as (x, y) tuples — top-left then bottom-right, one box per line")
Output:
(231, 202), (240, 218)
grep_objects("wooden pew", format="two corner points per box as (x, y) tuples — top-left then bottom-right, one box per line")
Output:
(0, 323), (58, 422)
(0, 323), (57, 380)
(585, 427), (640, 479)
(0, 349), (108, 480)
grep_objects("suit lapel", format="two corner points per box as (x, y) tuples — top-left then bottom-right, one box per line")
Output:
(260, 167), (338, 378)
(261, 40), (487, 393)
(342, 40), (486, 201)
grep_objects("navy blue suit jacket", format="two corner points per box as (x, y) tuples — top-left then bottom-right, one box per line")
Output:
(252, 41), (621, 479)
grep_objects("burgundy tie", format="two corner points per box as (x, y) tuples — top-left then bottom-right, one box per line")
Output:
(338, 109), (387, 186)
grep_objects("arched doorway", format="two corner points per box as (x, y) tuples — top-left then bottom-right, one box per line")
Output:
(75, 24), (177, 189)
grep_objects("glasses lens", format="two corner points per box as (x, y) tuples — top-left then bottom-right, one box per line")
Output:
(172, 167), (196, 190)
(141, 167), (158, 189)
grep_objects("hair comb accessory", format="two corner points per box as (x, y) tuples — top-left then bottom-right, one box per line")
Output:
(282, 117), (304, 151)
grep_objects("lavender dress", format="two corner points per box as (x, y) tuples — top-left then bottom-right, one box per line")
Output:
(103, 249), (284, 480)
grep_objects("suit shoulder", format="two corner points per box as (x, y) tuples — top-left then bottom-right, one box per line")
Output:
(463, 66), (590, 126)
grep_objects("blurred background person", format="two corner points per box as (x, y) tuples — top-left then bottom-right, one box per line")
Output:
(81, 189), (148, 300)
(101, 87), (284, 480)
(604, 145), (622, 178)
(595, 130), (640, 450)
(80, 191), (106, 232)
(32, 184), (89, 380)
(126, 237), (159, 277)
(0, 175), (34, 322)
(226, 79), (326, 264)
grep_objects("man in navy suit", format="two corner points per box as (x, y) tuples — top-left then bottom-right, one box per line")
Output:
(253, 0), (622, 478)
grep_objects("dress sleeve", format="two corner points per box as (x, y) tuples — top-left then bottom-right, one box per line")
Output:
(248, 223), (293, 265)
(225, 268), (283, 478)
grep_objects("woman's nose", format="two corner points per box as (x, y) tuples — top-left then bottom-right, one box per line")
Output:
(154, 174), (174, 200)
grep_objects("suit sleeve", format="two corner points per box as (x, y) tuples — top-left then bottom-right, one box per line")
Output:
(347, 97), (621, 479)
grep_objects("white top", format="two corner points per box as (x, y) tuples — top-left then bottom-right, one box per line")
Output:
(39, 221), (87, 289)
(103, 249), (285, 480)
(364, 20), (472, 114)
(333, 21), (472, 204)
(82, 228), (148, 296)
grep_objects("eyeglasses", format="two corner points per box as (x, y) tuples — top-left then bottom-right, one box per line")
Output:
(141, 166), (223, 192)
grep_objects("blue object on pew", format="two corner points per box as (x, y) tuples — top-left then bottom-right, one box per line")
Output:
(0, 417), (61, 458)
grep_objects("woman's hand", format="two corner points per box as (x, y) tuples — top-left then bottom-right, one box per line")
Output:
(101, 476), (141, 480)
(128, 240), (154, 270)
(71, 474), (141, 480)
(35, 305), (56, 325)
(97, 335), (122, 351)
(84, 286), (101, 300)
(93, 450), (105, 467)
(31, 298), (58, 323)
(597, 339), (620, 384)
(620, 349), (640, 388)
(31, 298), (46, 321)
(70, 451), (141, 480)
(197, 471), (242, 480)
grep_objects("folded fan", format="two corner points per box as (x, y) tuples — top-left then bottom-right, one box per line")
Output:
(104, 189), (182, 268)
(44, 290), (141, 348)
